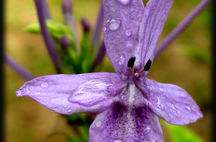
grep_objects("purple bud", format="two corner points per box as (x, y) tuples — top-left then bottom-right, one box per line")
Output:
(81, 18), (91, 34)
(60, 35), (71, 49)
(62, 0), (72, 14)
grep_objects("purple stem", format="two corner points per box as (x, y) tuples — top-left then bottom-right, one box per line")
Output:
(91, 41), (106, 71)
(4, 53), (35, 81)
(62, 0), (80, 53)
(91, 3), (104, 47)
(41, 0), (51, 19)
(155, 0), (210, 59)
(34, 0), (62, 73)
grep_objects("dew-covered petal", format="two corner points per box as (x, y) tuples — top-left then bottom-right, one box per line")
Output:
(139, 0), (174, 68)
(140, 78), (203, 125)
(16, 73), (124, 115)
(89, 104), (163, 142)
(103, 0), (144, 76)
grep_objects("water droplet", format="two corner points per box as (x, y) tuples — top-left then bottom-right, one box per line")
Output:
(177, 90), (185, 97)
(25, 87), (30, 93)
(41, 82), (48, 88)
(125, 30), (131, 37)
(156, 97), (161, 105)
(103, 27), (107, 32)
(76, 89), (84, 95)
(126, 41), (133, 48)
(159, 88), (164, 92)
(114, 140), (122, 142)
(185, 105), (191, 111)
(16, 90), (22, 96)
(117, 0), (130, 5)
(67, 109), (72, 113)
(118, 56), (125, 65)
(145, 126), (151, 133)
(96, 121), (102, 127)
(35, 92), (41, 95)
(148, 85), (154, 91)
(109, 19), (121, 31)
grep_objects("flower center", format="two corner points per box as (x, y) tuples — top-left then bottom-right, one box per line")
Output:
(127, 57), (152, 77)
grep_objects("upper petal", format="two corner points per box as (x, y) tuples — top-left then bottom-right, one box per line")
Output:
(138, 78), (203, 125)
(16, 73), (124, 115)
(139, 0), (174, 71)
(89, 104), (163, 142)
(103, 0), (144, 76)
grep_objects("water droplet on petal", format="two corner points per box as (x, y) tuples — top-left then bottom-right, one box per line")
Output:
(67, 109), (72, 113)
(35, 92), (41, 95)
(25, 87), (30, 93)
(156, 97), (161, 105)
(16, 90), (22, 96)
(148, 85), (154, 91)
(145, 126), (151, 133)
(118, 56), (125, 65)
(125, 30), (131, 37)
(103, 27), (107, 32)
(117, 0), (130, 5)
(159, 88), (164, 92)
(177, 90), (185, 97)
(185, 105), (191, 111)
(41, 82), (48, 88)
(126, 41), (133, 48)
(109, 19), (121, 31)
(96, 121), (102, 127)
(114, 140), (122, 142)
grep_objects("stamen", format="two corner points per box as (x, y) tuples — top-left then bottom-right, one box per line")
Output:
(138, 69), (145, 74)
(127, 57), (136, 67)
(144, 59), (152, 71)
(131, 66), (134, 74)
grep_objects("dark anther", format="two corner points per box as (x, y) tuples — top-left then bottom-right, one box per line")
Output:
(127, 57), (136, 67)
(144, 59), (152, 71)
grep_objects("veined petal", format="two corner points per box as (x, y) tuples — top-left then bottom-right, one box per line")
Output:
(139, 0), (174, 68)
(140, 78), (203, 125)
(103, 0), (144, 76)
(89, 104), (163, 142)
(16, 73), (124, 115)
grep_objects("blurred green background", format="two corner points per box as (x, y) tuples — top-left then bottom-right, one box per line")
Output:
(5, 0), (211, 142)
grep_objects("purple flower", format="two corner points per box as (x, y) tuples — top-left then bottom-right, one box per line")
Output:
(16, 0), (203, 141)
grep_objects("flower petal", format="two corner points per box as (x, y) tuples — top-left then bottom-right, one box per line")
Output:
(89, 104), (163, 142)
(139, 0), (174, 68)
(139, 78), (203, 125)
(16, 73), (124, 115)
(103, 0), (144, 76)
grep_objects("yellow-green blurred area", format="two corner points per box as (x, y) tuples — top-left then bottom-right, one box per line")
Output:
(5, 0), (211, 142)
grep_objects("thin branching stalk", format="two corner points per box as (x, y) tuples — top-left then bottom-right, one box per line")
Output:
(91, 3), (104, 47)
(34, 0), (62, 73)
(155, 0), (210, 59)
(91, 41), (106, 71)
(4, 53), (35, 81)
(41, 0), (51, 19)
(62, 0), (80, 53)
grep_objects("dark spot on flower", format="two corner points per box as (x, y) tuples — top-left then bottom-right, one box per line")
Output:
(144, 59), (152, 71)
(112, 102), (126, 119)
(127, 57), (136, 67)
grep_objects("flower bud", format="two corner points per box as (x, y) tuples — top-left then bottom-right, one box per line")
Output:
(60, 35), (71, 49)
(81, 18), (91, 34)
(62, 0), (72, 14)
